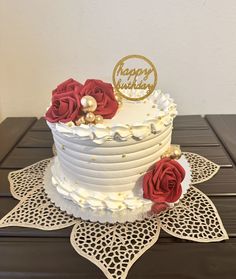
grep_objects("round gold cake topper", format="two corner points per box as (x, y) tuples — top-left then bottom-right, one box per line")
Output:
(112, 54), (158, 101)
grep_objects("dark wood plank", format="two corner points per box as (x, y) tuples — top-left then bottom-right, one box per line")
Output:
(181, 146), (233, 167)
(0, 148), (53, 169)
(0, 117), (36, 163)
(31, 117), (50, 131)
(0, 238), (235, 279)
(206, 115), (236, 165)
(195, 168), (236, 196)
(172, 129), (220, 147)
(0, 169), (17, 196)
(174, 115), (209, 129)
(17, 131), (53, 148)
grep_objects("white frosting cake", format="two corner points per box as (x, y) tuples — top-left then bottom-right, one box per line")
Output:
(47, 90), (177, 212)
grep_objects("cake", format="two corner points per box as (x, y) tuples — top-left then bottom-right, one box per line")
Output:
(45, 77), (181, 214)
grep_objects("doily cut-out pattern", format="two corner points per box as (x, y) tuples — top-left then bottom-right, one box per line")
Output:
(159, 186), (228, 242)
(183, 152), (220, 185)
(0, 185), (76, 230)
(8, 159), (51, 200)
(71, 216), (160, 279)
(0, 153), (227, 279)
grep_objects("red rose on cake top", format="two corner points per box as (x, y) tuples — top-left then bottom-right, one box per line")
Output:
(79, 79), (118, 119)
(143, 157), (185, 204)
(45, 79), (83, 123)
(45, 78), (119, 123)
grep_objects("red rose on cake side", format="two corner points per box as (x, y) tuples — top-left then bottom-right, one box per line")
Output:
(143, 158), (185, 204)
(45, 78), (83, 123)
(79, 79), (118, 119)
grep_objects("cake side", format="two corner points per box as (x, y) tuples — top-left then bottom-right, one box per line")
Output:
(45, 77), (178, 212)
(51, 125), (172, 189)
(50, 125), (172, 211)
(47, 89), (176, 212)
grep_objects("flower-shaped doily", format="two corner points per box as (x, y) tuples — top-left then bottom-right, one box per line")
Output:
(0, 153), (228, 279)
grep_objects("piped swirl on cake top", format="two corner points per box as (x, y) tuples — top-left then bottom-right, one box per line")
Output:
(45, 78), (177, 144)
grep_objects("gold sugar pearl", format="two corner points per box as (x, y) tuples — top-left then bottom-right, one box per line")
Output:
(94, 115), (104, 124)
(81, 96), (97, 113)
(161, 145), (182, 160)
(85, 112), (96, 123)
(75, 116), (86, 126)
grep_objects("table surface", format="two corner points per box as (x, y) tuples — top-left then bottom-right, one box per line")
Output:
(0, 115), (236, 279)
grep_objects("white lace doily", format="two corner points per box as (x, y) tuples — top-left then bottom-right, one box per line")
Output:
(0, 152), (228, 279)
(43, 155), (191, 223)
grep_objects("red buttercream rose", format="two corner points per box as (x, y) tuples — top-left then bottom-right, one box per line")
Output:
(45, 78), (83, 123)
(143, 158), (185, 203)
(79, 79), (118, 119)
(45, 95), (79, 123)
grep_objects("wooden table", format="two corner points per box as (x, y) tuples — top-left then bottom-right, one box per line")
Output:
(0, 116), (236, 279)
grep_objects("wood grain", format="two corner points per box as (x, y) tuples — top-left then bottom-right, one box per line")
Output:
(0, 148), (53, 169)
(173, 115), (209, 129)
(206, 115), (236, 165)
(0, 117), (36, 163)
(181, 146), (233, 167)
(0, 169), (17, 196)
(172, 129), (220, 146)
(31, 117), (50, 131)
(17, 131), (53, 148)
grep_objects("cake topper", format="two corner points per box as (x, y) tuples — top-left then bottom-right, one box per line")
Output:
(112, 54), (158, 101)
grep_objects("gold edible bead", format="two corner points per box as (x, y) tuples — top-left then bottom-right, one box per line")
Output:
(75, 116), (86, 126)
(171, 147), (182, 160)
(161, 144), (182, 160)
(81, 96), (97, 112)
(94, 115), (104, 124)
(85, 112), (96, 123)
